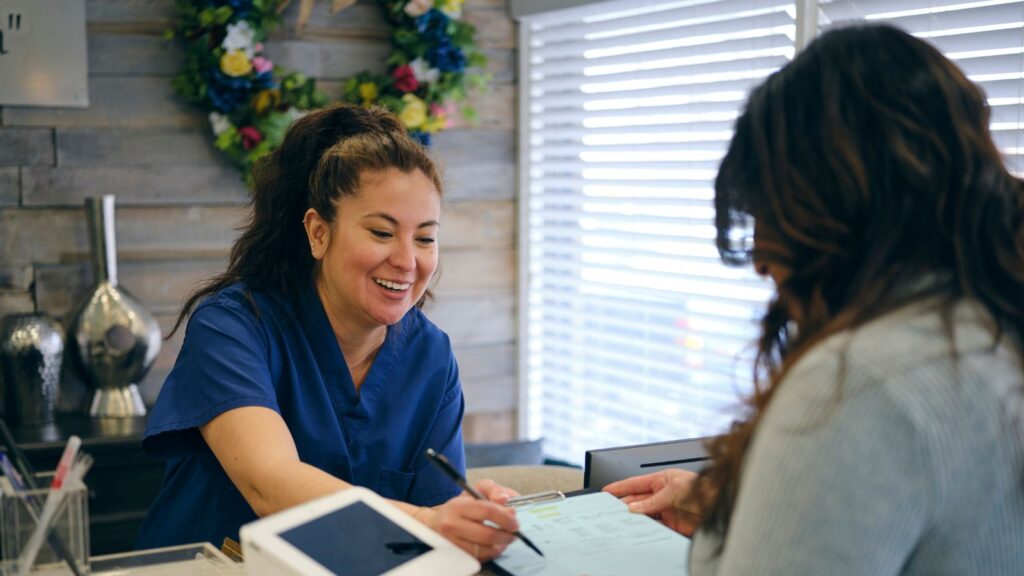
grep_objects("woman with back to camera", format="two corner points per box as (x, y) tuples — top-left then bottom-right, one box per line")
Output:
(136, 103), (519, 561)
(605, 24), (1024, 574)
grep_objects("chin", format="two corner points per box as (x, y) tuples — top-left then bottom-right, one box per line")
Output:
(370, 307), (413, 327)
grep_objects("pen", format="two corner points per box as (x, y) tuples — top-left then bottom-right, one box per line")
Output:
(0, 421), (86, 576)
(17, 436), (90, 576)
(424, 448), (544, 558)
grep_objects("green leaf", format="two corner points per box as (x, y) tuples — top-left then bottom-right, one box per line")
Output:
(256, 111), (295, 144)
(213, 6), (233, 25)
(467, 52), (487, 68)
(450, 21), (476, 46)
(214, 126), (240, 151)
(198, 7), (218, 27)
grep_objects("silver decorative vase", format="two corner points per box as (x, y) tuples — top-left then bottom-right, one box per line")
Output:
(67, 195), (161, 417)
(0, 313), (63, 427)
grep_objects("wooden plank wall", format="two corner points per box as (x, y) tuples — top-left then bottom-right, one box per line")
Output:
(0, 0), (518, 442)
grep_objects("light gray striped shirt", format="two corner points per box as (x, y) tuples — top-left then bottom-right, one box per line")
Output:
(690, 299), (1024, 575)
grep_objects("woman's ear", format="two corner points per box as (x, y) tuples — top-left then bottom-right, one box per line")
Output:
(303, 208), (330, 260)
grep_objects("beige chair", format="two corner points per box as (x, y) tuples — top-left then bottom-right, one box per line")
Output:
(466, 465), (583, 496)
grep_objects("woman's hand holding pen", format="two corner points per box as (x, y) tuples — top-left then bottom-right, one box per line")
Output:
(474, 478), (520, 505)
(603, 469), (702, 538)
(416, 483), (520, 561)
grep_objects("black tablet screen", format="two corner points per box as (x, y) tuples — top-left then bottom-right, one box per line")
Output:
(279, 501), (433, 575)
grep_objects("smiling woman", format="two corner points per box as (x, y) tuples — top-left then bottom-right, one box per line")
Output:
(134, 103), (520, 562)
(305, 168), (441, 388)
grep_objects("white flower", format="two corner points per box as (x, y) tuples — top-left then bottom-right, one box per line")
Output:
(209, 112), (231, 136)
(221, 21), (256, 59)
(409, 58), (441, 84)
(403, 0), (432, 18)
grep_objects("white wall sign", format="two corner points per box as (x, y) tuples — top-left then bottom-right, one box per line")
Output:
(0, 0), (88, 108)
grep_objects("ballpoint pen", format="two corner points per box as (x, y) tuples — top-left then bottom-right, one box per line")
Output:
(424, 448), (545, 558)
(0, 421), (87, 576)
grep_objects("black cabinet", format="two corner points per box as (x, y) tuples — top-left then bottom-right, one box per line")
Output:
(3, 414), (164, 555)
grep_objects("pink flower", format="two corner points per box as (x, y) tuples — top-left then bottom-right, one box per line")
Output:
(430, 102), (454, 128)
(430, 102), (455, 116)
(254, 42), (264, 53)
(251, 56), (273, 74)
(392, 65), (419, 93)
(239, 126), (263, 150)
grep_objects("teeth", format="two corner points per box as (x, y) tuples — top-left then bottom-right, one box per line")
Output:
(374, 278), (411, 292)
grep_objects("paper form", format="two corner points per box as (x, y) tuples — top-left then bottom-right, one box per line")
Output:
(492, 491), (690, 576)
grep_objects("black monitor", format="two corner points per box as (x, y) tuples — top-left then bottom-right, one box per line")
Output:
(583, 437), (713, 489)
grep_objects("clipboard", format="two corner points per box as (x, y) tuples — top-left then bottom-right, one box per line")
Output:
(503, 487), (598, 508)
(487, 490), (690, 576)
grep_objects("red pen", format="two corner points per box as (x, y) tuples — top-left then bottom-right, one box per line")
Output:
(50, 436), (82, 490)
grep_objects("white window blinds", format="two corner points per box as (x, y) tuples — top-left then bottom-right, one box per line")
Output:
(818, 0), (1024, 174)
(521, 0), (791, 464)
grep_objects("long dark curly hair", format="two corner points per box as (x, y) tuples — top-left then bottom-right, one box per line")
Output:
(170, 103), (443, 336)
(687, 24), (1024, 539)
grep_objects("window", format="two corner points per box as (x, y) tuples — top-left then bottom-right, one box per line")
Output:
(520, 0), (791, 464)
(518, 0), (1024, 464)
(819, 0), (1024, 175)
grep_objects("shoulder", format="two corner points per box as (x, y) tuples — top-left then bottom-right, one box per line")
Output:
(786, 299), (1013, 388)
(190, 282), (291, 327)
(398, 306), (453, 349)
(771, 298), (1022, 466)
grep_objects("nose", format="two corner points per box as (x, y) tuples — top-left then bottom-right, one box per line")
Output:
(389, 238), (416, 272)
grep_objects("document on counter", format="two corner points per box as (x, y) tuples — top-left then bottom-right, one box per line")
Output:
(489, 491), (690, 576)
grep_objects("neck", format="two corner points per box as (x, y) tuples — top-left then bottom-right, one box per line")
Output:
(315, 278), (387, 390)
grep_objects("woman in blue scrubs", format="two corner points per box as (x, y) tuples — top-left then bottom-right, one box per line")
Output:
(136, 103), (519, 561)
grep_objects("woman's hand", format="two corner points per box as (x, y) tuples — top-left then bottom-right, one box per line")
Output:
(603, 469), (701, 537)
(418, 494), (519, 561)
(474, 479), (520, 505)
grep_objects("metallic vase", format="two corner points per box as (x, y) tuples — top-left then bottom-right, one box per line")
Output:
(0, 313), (63, 427)
(67, 195), (161, 417)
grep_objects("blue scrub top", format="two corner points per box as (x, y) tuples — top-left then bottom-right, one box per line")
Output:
(135, 281), (466, 549)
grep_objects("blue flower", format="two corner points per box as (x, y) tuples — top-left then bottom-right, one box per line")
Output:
(252, 70), (277, 91)
(207, 69), (252, 113)
(203, 0), (253, 19)
(415, 9), (450, 42)
(206, 0), (252, 9)
(409, 131), (432, 147)
(427, 39), (466, 73)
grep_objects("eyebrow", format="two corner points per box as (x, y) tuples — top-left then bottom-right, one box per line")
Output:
(363, 212), (439, 229)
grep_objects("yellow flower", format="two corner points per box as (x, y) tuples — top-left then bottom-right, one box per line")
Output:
(422, 114), (446, 133)
(220, 50), (252, 77)
(399, 94), (427, 129)
(442, 0), (464, 16)
(358, 82), (379, 104)
(251, 89), (281, 115)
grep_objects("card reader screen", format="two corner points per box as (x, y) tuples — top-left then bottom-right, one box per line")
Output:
(279, 500), (433, 575)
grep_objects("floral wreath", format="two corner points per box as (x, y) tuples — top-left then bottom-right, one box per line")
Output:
(171, 0), (488, 178)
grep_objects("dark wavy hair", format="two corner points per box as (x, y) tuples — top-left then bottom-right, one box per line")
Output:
(687, 24), (1024, 538)
(170, 103), (443, 336)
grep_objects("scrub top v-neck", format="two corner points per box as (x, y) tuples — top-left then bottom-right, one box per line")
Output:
(136, 281), (466, 549)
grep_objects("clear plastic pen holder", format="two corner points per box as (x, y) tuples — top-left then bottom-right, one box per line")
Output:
(0, 473), (89, 575)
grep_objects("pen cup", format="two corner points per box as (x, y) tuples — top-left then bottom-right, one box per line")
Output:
(0, 473), (89, 575)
